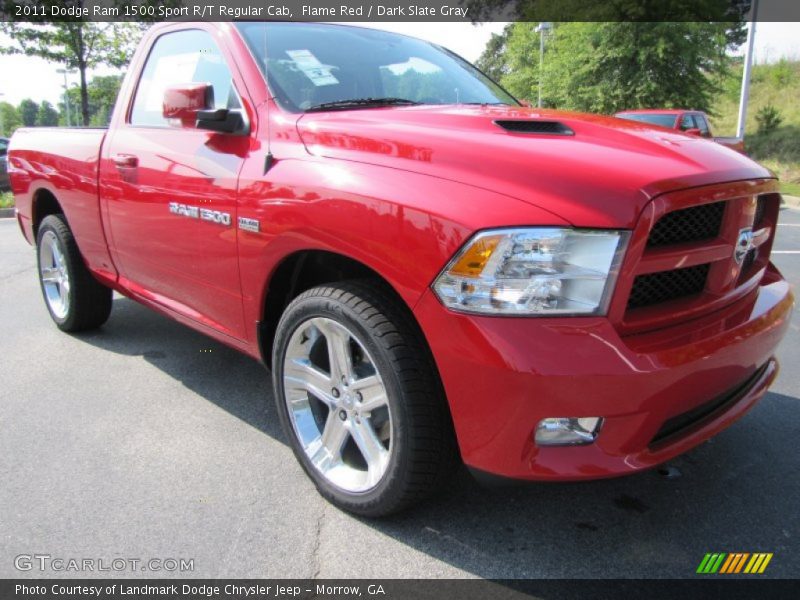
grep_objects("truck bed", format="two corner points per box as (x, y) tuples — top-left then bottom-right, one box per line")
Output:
(10, 127), (113, 278)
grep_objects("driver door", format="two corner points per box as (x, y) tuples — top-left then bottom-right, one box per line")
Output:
(100, 28), (250, 340)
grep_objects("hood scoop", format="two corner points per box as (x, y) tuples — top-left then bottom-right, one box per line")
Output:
(494, 120), (574, 136)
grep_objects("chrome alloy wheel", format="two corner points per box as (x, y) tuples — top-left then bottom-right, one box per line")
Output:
(38, 230), (71, 320)
(283, 317), (393, 493)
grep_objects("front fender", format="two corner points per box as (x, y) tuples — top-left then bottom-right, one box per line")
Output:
(236, 156), (570, 333)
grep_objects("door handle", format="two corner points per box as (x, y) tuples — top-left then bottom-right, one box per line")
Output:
(112, 154), (138, 168)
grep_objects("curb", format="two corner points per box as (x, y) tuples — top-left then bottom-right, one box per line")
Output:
(782, 195), (800, 209)
(0, 207), (15, 219)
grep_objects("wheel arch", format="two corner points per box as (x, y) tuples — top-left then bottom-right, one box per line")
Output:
(31, 188), (65, 239)
(258, 249), (416, 367)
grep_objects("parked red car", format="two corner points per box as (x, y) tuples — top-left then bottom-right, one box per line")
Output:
(8, 22), (793, 515)
(615, 109), (746, 153)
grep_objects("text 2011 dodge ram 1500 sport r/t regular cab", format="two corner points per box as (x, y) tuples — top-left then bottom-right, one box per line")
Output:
(8, 22), (794, 516)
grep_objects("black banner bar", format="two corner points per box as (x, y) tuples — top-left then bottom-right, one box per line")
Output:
(3, 579), (800, 600)
(1, 0), (800, 23)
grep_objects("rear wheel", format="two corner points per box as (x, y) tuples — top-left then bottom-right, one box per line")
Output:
(36, 214), (112, 332)
(272, 281), (456, 516)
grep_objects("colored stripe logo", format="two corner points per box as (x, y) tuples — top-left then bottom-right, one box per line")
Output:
(697, 552), (773, 574)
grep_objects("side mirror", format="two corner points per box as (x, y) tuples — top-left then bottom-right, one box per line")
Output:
(195, 108), (247, 135)
(684, 127), (702, 136)
(163, 83), (246, 135)
(163, 83), (213, 127)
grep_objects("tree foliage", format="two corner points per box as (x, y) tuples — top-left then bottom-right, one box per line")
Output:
(478, 22), (746, 114)
(755, 105), (782, 135)
(61, 75), (122, 127)
(18, 99), (39, 127)
(36, 101), (60, 127)
(0, 15), (143, 126)
(0, 102), (22, 137)
(475, 25), (513, 82)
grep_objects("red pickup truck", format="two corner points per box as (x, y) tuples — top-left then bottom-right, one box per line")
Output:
(8, 22), (793, 516)
(615, 109), (746, 153)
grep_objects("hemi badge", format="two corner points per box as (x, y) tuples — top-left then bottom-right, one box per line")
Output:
(238, 217), (260, 233)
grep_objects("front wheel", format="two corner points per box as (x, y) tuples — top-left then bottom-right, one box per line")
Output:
(36, 214), (112, 332)
(272, 281), (456, 516)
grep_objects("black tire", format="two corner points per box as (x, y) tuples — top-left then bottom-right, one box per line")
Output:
(36, 214), (112, 332)
(272, 280), (457, 517)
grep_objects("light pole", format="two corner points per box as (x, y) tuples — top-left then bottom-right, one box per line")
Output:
(736, 0), (759, 140)
(56, 68), (76, 127)
(535, 22), (553, 108)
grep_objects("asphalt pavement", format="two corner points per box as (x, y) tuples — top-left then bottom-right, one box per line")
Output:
(1, 208), (798, 579)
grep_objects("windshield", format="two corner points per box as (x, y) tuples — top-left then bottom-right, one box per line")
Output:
(616, 113), (678, 128)
(236, 22), (518, 112)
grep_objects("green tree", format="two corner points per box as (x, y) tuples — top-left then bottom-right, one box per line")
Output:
(36, 101), (60, 127)
(0, 10), (143, 126)
(492, 23), (544, 106)
(0, 102), (22, 137)
(476, 25), (513, 82)
(18, 99), (39, 127)
(755, 105), (782, 134)
(61, 75), (122, 127)
(479, 22), (745, 114)
(90, 105), (111, 128)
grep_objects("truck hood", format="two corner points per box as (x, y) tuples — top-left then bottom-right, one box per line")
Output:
(296, 105), (772, 228)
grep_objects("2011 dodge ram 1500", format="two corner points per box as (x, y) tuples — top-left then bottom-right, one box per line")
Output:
(8, 22), (793, 516)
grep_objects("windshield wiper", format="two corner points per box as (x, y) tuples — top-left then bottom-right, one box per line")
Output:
(306, 97), (422, 112)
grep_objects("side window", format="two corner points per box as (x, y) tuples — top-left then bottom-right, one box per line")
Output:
(0, 139), (8, 156)
(695, 114), (711, 137)
(130, 30), (239, 127)
(679, 114), (696, 131)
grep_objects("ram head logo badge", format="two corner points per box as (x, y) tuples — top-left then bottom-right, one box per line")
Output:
(734, 228), (754, 265)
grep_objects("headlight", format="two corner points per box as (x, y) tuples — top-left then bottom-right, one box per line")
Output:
(432, 228), (629, 316)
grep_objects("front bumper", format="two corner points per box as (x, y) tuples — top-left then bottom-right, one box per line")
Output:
(414, 263), (793, 480)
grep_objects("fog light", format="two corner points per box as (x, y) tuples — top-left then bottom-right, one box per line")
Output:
(535, 417), (603, 446)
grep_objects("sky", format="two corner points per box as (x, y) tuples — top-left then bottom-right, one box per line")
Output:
(0, 21), (798, 108)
